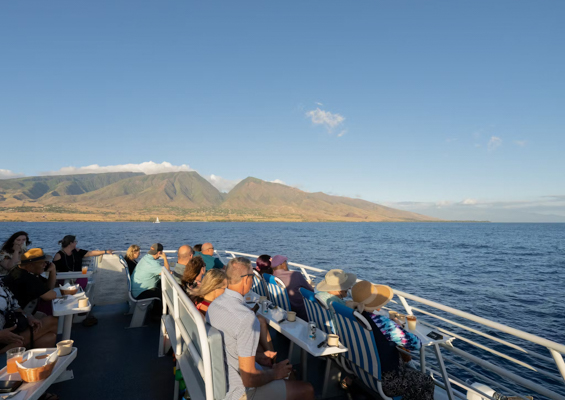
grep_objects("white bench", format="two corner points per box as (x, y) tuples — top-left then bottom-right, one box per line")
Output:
(159, 267), (226, 400)
(118, 256), (160, 328)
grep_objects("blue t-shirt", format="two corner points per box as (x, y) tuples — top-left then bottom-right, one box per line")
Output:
(131, 254), (162, 297)
(194, 251), (224, 271)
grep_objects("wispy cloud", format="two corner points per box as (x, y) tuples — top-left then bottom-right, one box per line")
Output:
(0, 169), (25, 180)
(305, 107), (345, 133)
(205, 174), (241, 192)
(270, 179), (286, 185)
(514, 140), (527, 147)
(487, 136), (502, 151)
(337, 130), (347, 138)
(41, 161), (194, 176)
(315, 102), (324, 106)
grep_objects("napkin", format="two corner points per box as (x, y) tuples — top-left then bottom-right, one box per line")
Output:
(270, 307), (286, 322)
(59, 283), (79, 291)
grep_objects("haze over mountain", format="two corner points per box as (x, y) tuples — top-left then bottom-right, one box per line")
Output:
(0, 172), (440, 222)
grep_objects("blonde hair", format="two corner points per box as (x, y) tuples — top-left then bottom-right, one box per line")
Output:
(126, 244), (140, 260)
(188, 269), (227, 302)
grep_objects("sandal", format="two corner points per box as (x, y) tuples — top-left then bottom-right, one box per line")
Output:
(82, 316), (98, 327)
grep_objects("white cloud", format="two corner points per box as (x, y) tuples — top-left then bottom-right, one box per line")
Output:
(306, 108), (345, 132)
(514, 140), (527, 147)
(270, 179), (286, 185)
(337, 130), (347, 138)
(487, 136), (502, 151)
(315, 102), (324, 106)
(461, 198), (478, 205)
(205, 174), (241, 192)
(0, 169), (25, 180)
(42, 161), (194, 176)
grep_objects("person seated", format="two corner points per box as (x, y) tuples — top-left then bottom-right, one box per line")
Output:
(4, 249), (58, 315)
(207, 257), (314, 400)
(0, 231), (31, 276)
(255, 255), (273, 276)
(181, 256), (206, 291)
(172, 245), (194, 285)
(0, 280), (58, 353)
(131, 243), (169, 300)
(187, 268), (227, 316)
(315, 269), (357, 308)
(124, 244), (141, 275)
(348, 280), (434, 400)
(271, 255), (313, 321)
(53, 235), (114, 273)
(194, 242), (224, 271)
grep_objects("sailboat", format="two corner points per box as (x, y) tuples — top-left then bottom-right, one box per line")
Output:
(154, 217), (160, 224)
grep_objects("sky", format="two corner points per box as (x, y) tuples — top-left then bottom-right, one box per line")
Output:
(0, 1), (564, 222)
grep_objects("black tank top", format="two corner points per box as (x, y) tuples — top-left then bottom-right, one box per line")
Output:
(54, 249), (88, 272)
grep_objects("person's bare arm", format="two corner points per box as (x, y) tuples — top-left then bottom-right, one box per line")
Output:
(46, 262), (57, 290)
(239, 356), (291, 388)
(84, 249), (114, 257)
(40, 290), (57, 301)
(161, 253), (170, 272)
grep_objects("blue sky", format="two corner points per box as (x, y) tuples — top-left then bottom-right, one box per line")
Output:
(1, 1), (564, 222)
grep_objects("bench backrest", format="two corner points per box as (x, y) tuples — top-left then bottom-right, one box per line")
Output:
(161, 268), (226, 400)
(251, 270), (268, 299)
(263, 273), (291, 311)
(299, 288), (335, 335)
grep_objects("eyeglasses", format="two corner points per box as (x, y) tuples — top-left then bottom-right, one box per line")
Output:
(240, 273), (254, 278)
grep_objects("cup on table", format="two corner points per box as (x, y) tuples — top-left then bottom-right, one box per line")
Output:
(286, 311), (296, 322)
(327, 334), (339, 347)
(6, 347), (25, 374)
(397, 314), (406, 326)
(406, 315), (417, 331)
(57, 340), (74, 356)
(81, 266), (88, 274)
(388, 310), (398, 320)
(78, 298), (89, 308)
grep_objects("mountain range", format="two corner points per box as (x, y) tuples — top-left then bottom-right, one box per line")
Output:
(0, 172), (440, 222)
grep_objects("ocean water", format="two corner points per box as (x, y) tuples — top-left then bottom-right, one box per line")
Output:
(1, 222), (564, 396)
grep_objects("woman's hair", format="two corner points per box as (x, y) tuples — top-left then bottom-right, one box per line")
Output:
(58, 235), (76, 248)
(181, 256), (206, 287)
(255, 254), (273, 276)
(1, 231), (31, 254)
(193, 244), (203, 252)
(126, 244), (140, 260)
(188, 269), (227, 303)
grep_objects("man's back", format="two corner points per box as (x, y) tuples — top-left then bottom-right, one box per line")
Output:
(206, 289), (260, 400)
(4, 267), (48, 309)
(131, 254), (161, 297)
(194, 251), (224, 271)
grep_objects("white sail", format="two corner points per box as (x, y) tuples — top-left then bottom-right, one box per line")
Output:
(154, 217), (160, 223)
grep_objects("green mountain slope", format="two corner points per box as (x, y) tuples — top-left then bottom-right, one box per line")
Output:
(222, 177), (438, 221)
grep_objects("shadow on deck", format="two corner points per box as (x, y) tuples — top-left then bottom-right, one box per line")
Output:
(52, 303), (174, 400)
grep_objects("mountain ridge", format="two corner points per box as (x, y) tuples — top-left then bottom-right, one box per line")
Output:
(0, 172), (441, 222)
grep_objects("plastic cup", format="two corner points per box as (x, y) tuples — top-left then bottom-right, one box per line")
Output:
(286, 311), (296, 322)
(407, 315), (417, 331)
(388, 310), (398, 320)
(327, 334), (339, 347)
(397, 314), (406, 326)
(57, 340), (74, 356)
(6, 347), (25, 374)
(78, 298), (89, 308)
(82, 266), (88, 274)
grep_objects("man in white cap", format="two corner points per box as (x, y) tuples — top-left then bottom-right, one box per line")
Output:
(315, 269), (357, 309)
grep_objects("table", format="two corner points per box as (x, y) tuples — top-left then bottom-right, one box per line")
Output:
(55, 271), (93, 281)
(0, 348), (77, 400)
(52, 288), (92, 340)
(245, 291), (347, 395)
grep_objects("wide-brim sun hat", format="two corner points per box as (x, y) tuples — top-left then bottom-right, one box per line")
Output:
(316, 269), (357, 292)
(20, 248), (52, 264)
(349, 280), (394, 312)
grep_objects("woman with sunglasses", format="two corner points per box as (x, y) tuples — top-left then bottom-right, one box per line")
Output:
(52, 235), (114, 273)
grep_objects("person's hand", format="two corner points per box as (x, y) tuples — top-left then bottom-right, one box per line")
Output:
(160, 253), (167, 260)
(106, 250), (114, 255)
(0, 326), (24, 345)
(46, 262), (56, 273)
(256, 351), (277, 367)
(28, 315), (42, 332)
(272, 359), (292, 380)
(13, 244), (21, 254)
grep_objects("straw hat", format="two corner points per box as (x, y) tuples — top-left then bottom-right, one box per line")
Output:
(316, 269), (357, 292)
(20, 248), (52, 264)
(349, 280), (393, 312)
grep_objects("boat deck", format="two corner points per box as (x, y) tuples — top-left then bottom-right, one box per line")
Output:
(49, 303), (380, 400)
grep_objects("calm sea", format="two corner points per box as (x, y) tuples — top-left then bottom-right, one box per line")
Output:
(1, 222), (564, 395)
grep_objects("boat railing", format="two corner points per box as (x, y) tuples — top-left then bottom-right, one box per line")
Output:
(220, 250), (565, 400)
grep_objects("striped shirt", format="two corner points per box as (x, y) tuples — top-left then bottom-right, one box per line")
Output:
(206, 288), (260, 400)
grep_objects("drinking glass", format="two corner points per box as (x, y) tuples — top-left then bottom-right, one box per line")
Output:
(6, 347), (25, 374)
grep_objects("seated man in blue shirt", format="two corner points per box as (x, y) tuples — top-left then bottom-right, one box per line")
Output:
(193, 242), (224, 271)
(207, 257), (314, 400)
(131, 243), (170, 300)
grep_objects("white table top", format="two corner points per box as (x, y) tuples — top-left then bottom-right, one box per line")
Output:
(0, 348), (77, 400)
(52, 288), (92, 317)
(245, 291), (347, 357)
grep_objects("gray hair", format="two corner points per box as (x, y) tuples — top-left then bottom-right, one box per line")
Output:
(226, 257), (252, 285)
